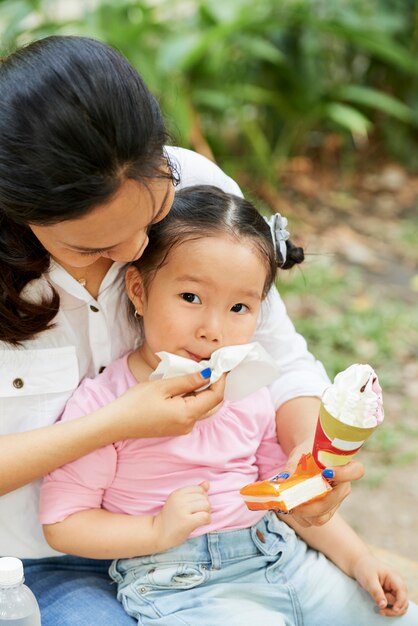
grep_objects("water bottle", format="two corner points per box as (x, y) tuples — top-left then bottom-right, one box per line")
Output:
(0, 557), (41, 625)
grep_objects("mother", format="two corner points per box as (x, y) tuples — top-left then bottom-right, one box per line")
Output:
(0, 36), (361, 624)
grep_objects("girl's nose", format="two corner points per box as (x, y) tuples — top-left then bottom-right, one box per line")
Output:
(198, 320), (222, 343)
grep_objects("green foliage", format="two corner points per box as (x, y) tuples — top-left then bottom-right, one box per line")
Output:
(277, 257), (418, 384)
(0, 0), (417, 177)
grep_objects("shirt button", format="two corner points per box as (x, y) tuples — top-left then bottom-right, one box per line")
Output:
(13, 378), (24, 389)
(89, 305), (99, 313)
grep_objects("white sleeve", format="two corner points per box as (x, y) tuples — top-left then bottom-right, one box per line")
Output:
(165, 146), (243, 196)
(254, 287), (330, 409)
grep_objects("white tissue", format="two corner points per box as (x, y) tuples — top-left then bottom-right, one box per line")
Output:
(149, 342), (280, 401)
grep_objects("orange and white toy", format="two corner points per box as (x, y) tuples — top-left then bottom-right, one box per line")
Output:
(240, 453), (331, 513)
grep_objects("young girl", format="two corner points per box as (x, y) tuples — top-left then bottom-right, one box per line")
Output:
(40, 185), (416, 625)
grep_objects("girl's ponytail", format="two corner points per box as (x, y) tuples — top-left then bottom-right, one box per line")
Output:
(281, 240), (304, 270)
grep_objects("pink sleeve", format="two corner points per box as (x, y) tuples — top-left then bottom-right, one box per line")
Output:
(255, 391), (288, 480)
(39, 378), (118, 524)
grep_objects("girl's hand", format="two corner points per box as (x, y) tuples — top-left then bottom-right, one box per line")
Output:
(353, 553), (409, 617)
(153, 482), (211, 550)
(110, 372), (225, 440)
(279, 439), (364, 527)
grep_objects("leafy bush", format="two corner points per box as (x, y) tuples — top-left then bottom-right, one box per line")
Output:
(1, 0), (417, 177)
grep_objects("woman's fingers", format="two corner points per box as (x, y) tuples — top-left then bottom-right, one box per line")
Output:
(290, 482), (351, 527)
(324, 460), (365, 485)
(275, 457), (364, 526)
(181, 376), (226, 419)
(157, 370), (225, 415)
(160, 369), (213, 397)
(116, 372), (226, 439)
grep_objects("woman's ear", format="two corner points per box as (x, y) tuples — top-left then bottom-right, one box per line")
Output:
(125, 266), (146, 315)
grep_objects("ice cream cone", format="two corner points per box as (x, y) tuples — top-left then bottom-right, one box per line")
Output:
(312, 364), (384, 468)
(312, 403), (378, 468)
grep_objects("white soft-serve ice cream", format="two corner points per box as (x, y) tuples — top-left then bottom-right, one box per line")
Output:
(322, 363), (384, 428)
(312, 363), (384, 468)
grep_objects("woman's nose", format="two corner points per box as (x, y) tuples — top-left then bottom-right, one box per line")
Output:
(106, 234), (149, 262)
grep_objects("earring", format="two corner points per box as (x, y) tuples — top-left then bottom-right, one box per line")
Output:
(134, 309), (140, 318)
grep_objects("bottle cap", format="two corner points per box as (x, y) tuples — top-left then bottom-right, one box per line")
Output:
(0, 557), (24, 586)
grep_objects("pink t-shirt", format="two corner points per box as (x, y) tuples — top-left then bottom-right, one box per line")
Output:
(39, 353), (287, 536)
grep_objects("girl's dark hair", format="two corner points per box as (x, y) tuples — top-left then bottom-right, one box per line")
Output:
(134, 185), (304, 299)
(0, 35), (173, 344)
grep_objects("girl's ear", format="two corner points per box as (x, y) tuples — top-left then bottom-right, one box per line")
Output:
(125, 266), (146, 315)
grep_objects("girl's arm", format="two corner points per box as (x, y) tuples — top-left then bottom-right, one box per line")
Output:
(0, 371), (223, 496)
(283, 513), (409, 616)
(44, 509), (165, 559)
(43, 483), (212, 559)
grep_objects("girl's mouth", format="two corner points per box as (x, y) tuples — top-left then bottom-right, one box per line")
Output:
(185, 350), (209, 363)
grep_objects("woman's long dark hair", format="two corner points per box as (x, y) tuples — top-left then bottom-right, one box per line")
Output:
(134, 185), (304, 298)
(0, 36), (172, 344)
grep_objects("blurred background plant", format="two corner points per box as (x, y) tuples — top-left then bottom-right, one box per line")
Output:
(1, 0), (417, 557)
(1, 0), (418, 178)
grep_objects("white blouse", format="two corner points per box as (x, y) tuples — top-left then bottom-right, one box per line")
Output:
(0, 146), (329, 559)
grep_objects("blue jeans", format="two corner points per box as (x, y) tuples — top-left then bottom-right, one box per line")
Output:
(110, 512), (418, 626)
(22, 555), (135, 625)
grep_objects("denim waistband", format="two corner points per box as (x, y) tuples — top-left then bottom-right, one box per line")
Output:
(113, 511), (295, 575)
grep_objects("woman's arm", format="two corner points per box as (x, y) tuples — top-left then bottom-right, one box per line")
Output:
(275, 396), (320, 455)
(0, 371), (223, 495)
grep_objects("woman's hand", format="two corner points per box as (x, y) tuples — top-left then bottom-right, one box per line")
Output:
(277, 438), (364, 527)
(353, 553), (409, 617)
(109, 370), (225, 440)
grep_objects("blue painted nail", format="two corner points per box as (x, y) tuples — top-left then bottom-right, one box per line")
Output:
(270, 472), (290, 481)
(322, 469), (334, 479)
(200, 367), (212, 379)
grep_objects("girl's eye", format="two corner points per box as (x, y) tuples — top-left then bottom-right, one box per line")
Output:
(231, 303), (249, 314)
(181, 293), (201, 304)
